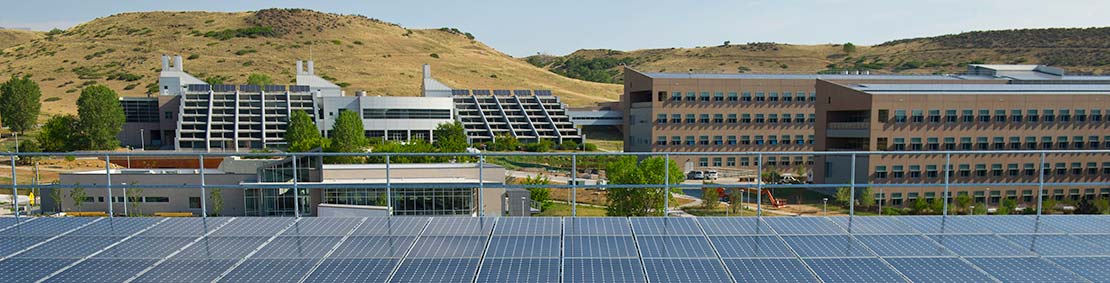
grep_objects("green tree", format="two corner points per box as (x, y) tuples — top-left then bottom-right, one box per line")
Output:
(1094, 198), (1110, 214)
(843, 42), (856, 54)
(0, 75), (42, 134)
(911, 197), (929, 215)
(1076, 198), (1099, 214)
(126, 187), (143, 216)
(209, 188), (223, 216)
(76, 85), (125, 150)
(490, 134), (520, 151)
(605, 156), (684, 216)
(523, 139), (553, 152)
(1042, 198), (1058, 214)
(13, 139), (41, 165)
(998, 198), (1017, 215)
(559, 140), (579, 151)
(955, 194), (972, 214)
(727, 188), (744, 214)
(929, 196), (946, 214)
(246, 73), (272, 86)
(834, 187), (851, 208)
(49, 185), (63, 213)
(859, 187), (876, 209)
(433, 121), (468, 153)
(37, 115), (79, 152)
(701, 186), (720, 209)
(69, 186), (87, 211)
(325, 111), (368, 163)
(285, 110), (326, 152)
(972, 203), (988, 215)
(520, 175), (551, 210)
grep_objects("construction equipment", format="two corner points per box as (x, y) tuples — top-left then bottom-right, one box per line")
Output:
(716, 187), (787, 208)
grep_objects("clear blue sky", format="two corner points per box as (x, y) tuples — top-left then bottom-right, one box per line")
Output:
(3, 0), (1109, 57)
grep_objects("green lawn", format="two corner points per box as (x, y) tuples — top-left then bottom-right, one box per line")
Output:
(684, 206), (760, 216)
(534, 202), (607, 217)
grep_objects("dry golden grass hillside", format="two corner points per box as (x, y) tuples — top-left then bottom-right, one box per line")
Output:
(529, 27), (1110, 83)
(0, 9), (621, 116)
(0, 29), (43, 49)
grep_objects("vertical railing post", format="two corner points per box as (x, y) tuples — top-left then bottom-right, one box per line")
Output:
(105, 155), (113, 218)
(292, 154), (300, 218)
(478, 153), (484, 217)
(571, 154), (577, 217)
(756, 153), (763, 217)
(10, 155), (19, 220)
(849, 153), (856, 218)
(386, 155), (392, 216)
(943, 153), (950, 217)
(199, 154), (207, 219)
(663, 153), (670, 217)
(1037, 152), (1046, 217)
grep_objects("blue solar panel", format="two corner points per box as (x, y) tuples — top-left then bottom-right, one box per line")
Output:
(1039, 215), (1110, 233)
(21, 236), (124, 258)
(564, 218), (631, 235)
(48, 258), (158, 283)
(0, 217), (96, 236)
(407, 236), (488, 258)
(855, 235), (955, 257)
(564, 236), (638, 258)
(885, 257), (996, 283)
(636, 236), (717, 258)
(697, 217), (775, 235)
(390, 258), (479, 283)
(132, 259), (237, 283)
(485, 236), (559, 258)
(352, 217), (427, 236)
(804, 258), (907, 283)
(631, 217), (702, 236)
(494, 218), (560, 236)
(304, 258), (397, 283)
(70, 217), (162, 236)
(175, 236), (268, 259)
(563, 258), (645, 283)
(896, 216), (990, 234)
(210, 217), (293, 236)
(329, 236), (415, 258)
(140, 217), (231, 236)
(723, 258), (818, 283)
(967, 257), (1088, 283)
(422, 217), (495, 236)
(95, 236), (196, 259)
(220, 258), (316, 283)
(1002, 234), (1110, 256)
(968, 215), (1061, 234)
(250, 236), (342, 258)
(1048, 257), (1110, 282)
(763, 217), (845, 234)
(476, 258), (559, 283)
(928, 235), (1036, 257)
(0, 258), (76, 282)
(642, 259), (732, 283)
(828, 216), (920, 234)
(709, 236), (795, 258)
(280, 217), (362, 236)
(0, 235), (49, 255)
(782, 235), (875, 258)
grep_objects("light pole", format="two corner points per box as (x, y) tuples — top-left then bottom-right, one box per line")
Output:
(823, 198), (828, 216)
(139, 128), (145, 151)
(986, 188), (991, 213)
(969, 205), (975, 216)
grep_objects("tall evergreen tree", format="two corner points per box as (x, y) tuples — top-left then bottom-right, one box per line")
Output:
(0, 75), (42, 133)
(326, 111), (367, 163)
(76, 85), (125, 150)
(285, 110), (325, 152)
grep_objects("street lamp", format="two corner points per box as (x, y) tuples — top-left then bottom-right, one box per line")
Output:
(986, 188), (991, 212)
(822, 198), (828, 216)
(969, 205), (975, 216)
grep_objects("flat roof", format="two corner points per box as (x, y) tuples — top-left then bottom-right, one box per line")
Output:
(851, 83), (1110, 95)
(322, 163), (501, 170)
(66, 168), (228, 175)
(640, 72), (961, 80)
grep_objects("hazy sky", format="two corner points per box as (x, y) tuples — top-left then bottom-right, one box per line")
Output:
(3, 0), (1109, 57)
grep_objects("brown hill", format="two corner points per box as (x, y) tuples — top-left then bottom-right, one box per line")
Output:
(0, 29), (42, 49)
(0, 9), (621, 116)
(528, 27), (1110, 83)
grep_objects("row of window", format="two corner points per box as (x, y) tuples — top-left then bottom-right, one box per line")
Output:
(873, 162), (1110, 179)
(880, 189), (1109, 205)
(696, 156), (814, 167)
(658, 91), (817, 102)
(656, 113), (816, 124)
(878, 136), (1110, 151)
(884, 108), (1107, 124)
(657, 135), (816, 146)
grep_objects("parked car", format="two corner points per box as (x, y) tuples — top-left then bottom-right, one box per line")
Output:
(705, 170), (719, 180)
(687, 170), (705, 180)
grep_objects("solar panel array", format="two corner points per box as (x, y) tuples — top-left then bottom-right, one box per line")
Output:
(1, 215), (1109, 282)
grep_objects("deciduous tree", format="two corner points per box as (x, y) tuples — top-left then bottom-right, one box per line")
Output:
(325, 111), (367, 163)
(0, 75), (42, 134)
(605, 156), (684, 216)
(76, 85), (124, 150)
(286, 110), (325, 152)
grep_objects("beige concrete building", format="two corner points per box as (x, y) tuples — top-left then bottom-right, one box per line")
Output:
(815, 82), (1110, 207)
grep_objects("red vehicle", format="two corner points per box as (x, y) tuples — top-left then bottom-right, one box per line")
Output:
(715, 187), (787, 208)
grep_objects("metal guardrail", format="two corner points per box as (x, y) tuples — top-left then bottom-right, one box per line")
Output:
(5, 150), (1110, 220)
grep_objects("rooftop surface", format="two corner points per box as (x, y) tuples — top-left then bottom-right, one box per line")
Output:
(851, 83), (1110, 95)
(1, 215), (1108, 282)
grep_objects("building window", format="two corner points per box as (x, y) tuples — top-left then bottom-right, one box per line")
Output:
(699, 158), (708, 167)
(754, 114), (765, 124)
(755, 135), (764, 145)
(1007, 163), (1019, 177)
(713, 92), (724, 102)
(656, 136), (667, 145)
(1044, 109), (1055, 122)
(1011, 109), (1023, 122)
(671, 114), (682, 124)
(875, 166), (888, 179)
(741, 136), (751, 145)
(928, 109), (941, 123)
(671, 136), (681, 145)
(727, 157), (736, 167)
(1076, 109), (1087, 122)
(962, 109), (974, 122)
(768, 114), (779, 123)
(1009, 137), (1021, 150)
(782, 92), (793, 102)
(656, 114), (667, 124)
(993, 137), (1005, 150)
(740, 157), (750, 166)
(686, 136), (696, 146)
(755, 92), (765, 102)
(685, 114), (696, 123)
(727, 92), (738, 102)
(1027, 109), (1039, 122)
(958, 164), (970, 177)
(713, 136), (723, 145)
(712, 157), (722, 167)
(164, 111), (174, 119)
(994, 109), (1006, 122)
(699, 136), (709, 145)
(894, 110), (907, 123)
(1058, 136), (1069, 149)
(671, 92), (682, 102)
(991, 164), (1003, 177)
(742, 92), (752, 102)
(911, 110), (924, 123)
(1059, 109), (1071, 122)
(685, 92), (696, 101)
(976, 137), (989, 150)
(960, 137), (972, 150)
(978, 109), (991, 122)
(892, 138), (905, 151)
(926, 138), (939, 151)
(926, 165), (938, 178)
(910, 138), (923, 151)
(699, 114), (710, 124)
(1026, 137), (1038, 149)
(945, 109), (957, 123)
(727, 114), (737, 123)
(909, 165), (922, 178)
(657, 91), (668, 101)
(713, 114), (724, 123)
(727, 136), (737, 145)
(741, 114), (752, 124)
(782, 114), (792, 124)
(189, 197), (201, 209)
(975, 164), (987, 177)
(1042, 136), (1053, 149)
(943, 137), (955, 150)
(1092, 109), (1102, 122)
(1024, 163), (1036, 176)
(768, 92), (779, 102)
(700, 92), (711, 102)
